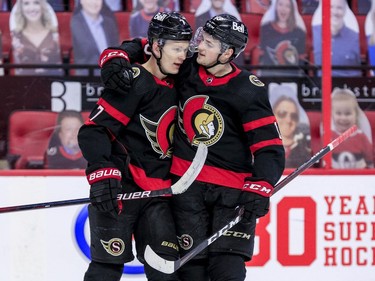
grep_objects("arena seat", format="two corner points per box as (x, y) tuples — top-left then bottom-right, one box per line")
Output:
(7, 111), (57, 169)
(181, 12), (196, 31)
(364, 111), (375, 159)
(124, 0), (133, 11)
(365, 110), (375, 133)
(356, 14), (368, 64)
(306, 111), (322, 156)
(56, 12), (73, 62)
(7, 110), (90, 169)
(302, 14), (313, 64)
(115, 12), (131, 41)
(241, 13), (262, 65)
(351, 0), (372, 15)
(241, 0), (271, 14)
(0, 12), (11, 62)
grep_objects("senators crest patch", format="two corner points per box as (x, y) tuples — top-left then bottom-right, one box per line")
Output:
(249, 75), (264, 87)
(178, 234), (193, 251)
(100, 238), (125, 256)
(132, 67), (141, 78)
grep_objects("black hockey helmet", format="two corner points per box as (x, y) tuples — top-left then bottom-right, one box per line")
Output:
(203, 14), (248, 58)
(148, 12), (193, 44)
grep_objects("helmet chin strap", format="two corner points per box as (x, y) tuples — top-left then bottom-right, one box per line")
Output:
(151, 46), (171, 76)
(204, 54), (233, 70)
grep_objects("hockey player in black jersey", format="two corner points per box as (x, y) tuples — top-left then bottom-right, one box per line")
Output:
(78, 12), (192, 281)
(99, 14), (285, 281)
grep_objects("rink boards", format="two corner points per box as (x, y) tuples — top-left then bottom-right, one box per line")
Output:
(0, 173), (374, 281)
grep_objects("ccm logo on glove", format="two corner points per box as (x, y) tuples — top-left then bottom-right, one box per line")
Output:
(243, 180), (274, 197)
(99, 49), (129, 68)
(87, 168), (122, 184)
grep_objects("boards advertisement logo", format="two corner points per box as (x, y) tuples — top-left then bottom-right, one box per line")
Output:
(51, 81), (82, 111)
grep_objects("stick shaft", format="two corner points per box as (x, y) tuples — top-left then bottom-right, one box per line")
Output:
(0, 144), (208, 214)
(143, 126), (358, 274)
(179, 206), (244, 268)
(0, 190), (169, 213)
(0, 198), (90, 213)
(272, 125), (357, 195)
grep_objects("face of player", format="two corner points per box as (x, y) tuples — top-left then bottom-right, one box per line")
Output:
(276, 0), (292, 24)
(331, 0), (346, 35)
(80, 0), (102, 18)
(21, 0), (43, 23)
(58, 117), (82, 153)
(274, 100), (299, 142)
(160, 40), (190, 74)
(196, 31), (223, 67)
(332, 99), (357, 133)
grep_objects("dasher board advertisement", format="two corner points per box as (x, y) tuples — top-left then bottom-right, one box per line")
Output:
(0, 174), (374, 281)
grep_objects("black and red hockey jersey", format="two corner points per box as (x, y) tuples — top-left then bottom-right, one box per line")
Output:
(171, 59), (285, 189)
(103, 39), (285, 189)
(78, 64), (178, 191)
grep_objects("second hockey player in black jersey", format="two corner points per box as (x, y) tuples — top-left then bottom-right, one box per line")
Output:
(78, 12), (192, 281)
(99, 14), (285, 281)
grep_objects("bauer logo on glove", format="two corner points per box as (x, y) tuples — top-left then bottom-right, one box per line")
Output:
(87, 168), (121, 184)
(86, 163), (123, 216)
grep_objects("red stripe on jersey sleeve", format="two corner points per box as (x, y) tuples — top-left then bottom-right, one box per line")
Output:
(98, 98), (130, 126)
(250, 138), (283, 153)
(243, 116), (276, 132)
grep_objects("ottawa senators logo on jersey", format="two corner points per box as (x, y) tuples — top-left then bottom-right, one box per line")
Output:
(140, 106), (177, 158)
(178, 95), (224, 146)
(132, 66), (141, 78)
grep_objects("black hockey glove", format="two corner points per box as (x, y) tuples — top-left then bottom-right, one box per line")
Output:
(240, 178), (274, 218)
(86, 162), (123, 216)
(99, 48), (134, 95)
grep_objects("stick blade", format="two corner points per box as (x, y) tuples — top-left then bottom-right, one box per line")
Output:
(170, 143), (207, 194)
(144, 245), (177, 274)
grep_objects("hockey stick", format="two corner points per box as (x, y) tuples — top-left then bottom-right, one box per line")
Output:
(145, 206), (245, 274)
(0, 143), (208, 214)
(144, 125), (358, 274)
(272, 124), (357, 195)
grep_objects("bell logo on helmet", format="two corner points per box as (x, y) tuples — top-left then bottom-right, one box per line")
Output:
(232, 22), (245, 33)
(154, 12), (168, 21)
(214, 15), (226, 21)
